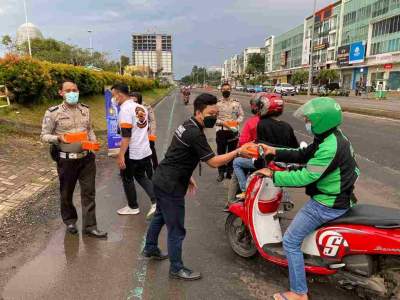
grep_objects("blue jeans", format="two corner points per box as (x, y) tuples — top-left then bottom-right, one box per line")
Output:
(144, 185), (186, 273)
(283, 199), (348, 294)
(233, 158), (255, 192)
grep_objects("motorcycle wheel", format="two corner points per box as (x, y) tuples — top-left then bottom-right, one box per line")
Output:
(225, 213), (257, 258)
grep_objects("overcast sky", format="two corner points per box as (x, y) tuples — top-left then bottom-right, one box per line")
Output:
(0, 0), (332, 78)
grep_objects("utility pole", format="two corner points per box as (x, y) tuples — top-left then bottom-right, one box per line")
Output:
(88, 29), (93, 57)
(23, 0), (32, 57)
(203, 67), (206, 86)
(117, 49), (122, 75)
(307, 0), (318, 96)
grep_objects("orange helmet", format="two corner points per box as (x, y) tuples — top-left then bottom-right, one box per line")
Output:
(255, 93), (284, 117)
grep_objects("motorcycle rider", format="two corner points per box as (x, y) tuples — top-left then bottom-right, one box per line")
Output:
(256, 97), (360, 300)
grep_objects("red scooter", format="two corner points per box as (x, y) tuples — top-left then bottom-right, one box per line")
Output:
(226, 153), (400, 299)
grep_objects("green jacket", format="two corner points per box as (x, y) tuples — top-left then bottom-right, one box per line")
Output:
(273, 128), (360, 209)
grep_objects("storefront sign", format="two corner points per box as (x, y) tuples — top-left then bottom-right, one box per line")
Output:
(314, 42), (329, 51)
(384, 63), (393, 69)
(349, 41), (366, 64)
(104, 89), (121, 154)
(337, 45), (350, 66)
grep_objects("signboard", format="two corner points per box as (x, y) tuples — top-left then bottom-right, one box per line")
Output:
(314, 42), (329, 51)
(384, 63), (393, 69)
(337, 45), (350, 66)
(280, 52), (286, 67)
(349, 41), (366, 64)
(302, 38), (311, 65)
(104, 89), (121, 156)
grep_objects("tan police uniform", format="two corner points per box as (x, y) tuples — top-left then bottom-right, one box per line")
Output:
(215, 97), (244, 177)
(41, 102), (98, 231)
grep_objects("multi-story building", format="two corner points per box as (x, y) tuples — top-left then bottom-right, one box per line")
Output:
(338, 0), (400, 91)
(269, 24), (304, 83)
(265, 36), (275, 73)
(243, 47), (265, 73)
(131, 33), (173, 81)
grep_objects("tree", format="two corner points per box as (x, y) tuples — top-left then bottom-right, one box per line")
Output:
(1, 35), (18, 53)
(120, 55), (130, 73)
(291, 70), (309, 85)
(317, 69), (339, 85)
(246, 53), (265, 75)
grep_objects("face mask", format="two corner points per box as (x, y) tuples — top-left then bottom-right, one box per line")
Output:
(203, 115), (217, 128)
(305, 122), (313, 135)
(222, 91), (231, 98)
(65, 92), (79, 105)
(251, 108), (258, 115)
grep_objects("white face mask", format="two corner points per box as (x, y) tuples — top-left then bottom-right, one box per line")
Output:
(305, 122), (313, 135)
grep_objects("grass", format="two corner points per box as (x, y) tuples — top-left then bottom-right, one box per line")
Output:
(0, 88), (173, 132)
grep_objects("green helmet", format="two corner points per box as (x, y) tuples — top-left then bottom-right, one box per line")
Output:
(294, 97), (342, 134)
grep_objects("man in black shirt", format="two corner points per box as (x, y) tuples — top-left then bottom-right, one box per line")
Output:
(142, 93), (252, 281)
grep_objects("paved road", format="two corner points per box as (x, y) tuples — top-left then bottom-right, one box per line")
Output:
(1, 89), (399, 299)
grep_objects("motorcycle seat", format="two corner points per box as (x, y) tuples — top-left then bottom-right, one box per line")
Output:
(327, 204), (400, 228)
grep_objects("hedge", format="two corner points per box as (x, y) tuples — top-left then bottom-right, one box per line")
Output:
(0, 54), (156, 105)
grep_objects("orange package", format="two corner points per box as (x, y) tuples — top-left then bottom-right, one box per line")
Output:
(82, 141), (100, 151)
(242, 146), (259, 159)
(149, 135), (157, 142)
(64, 132), (88, 143)
(225, 120), (239, 128)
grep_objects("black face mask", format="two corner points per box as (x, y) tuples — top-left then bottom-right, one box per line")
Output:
(203, 116), (217, 128)
(251, 108), (259, 115)
(222, 91), (231, 98)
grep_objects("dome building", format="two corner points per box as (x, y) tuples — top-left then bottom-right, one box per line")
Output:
(16, 22), (43, 45)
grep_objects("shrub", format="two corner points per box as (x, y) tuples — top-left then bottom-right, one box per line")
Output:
(0, 54), (156, 105)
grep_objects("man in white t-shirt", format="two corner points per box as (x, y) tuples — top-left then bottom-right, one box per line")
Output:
(111, 83), (157, 219)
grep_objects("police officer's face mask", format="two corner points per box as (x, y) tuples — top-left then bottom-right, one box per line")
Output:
(65, 92), (79, 105)
(222, 90), (231, 98)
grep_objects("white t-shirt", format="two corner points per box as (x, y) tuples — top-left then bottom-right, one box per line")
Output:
(119, 99), (152, 160)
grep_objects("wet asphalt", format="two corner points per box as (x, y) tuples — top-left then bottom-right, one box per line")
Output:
(1, 89), (399, 300)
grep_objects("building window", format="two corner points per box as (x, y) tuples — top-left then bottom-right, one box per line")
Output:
(372, 0), (390, 18)
(372, 15), (400, 37)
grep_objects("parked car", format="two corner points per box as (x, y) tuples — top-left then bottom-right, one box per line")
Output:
(235, 85), (244, 91)
(262, 85), (274, 92)
(246, 85), (256, 93)
(273, 83), (296, 96)
(254, 85), (264, 93)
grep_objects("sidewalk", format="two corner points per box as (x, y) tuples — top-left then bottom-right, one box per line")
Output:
(0, 124), (58, 219)
(231, 90), (400, 120)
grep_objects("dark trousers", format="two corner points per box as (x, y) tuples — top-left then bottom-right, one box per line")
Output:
(145, 185), (186, 272)
(216, 130), (238, 175)
(120, 153), (156, 209)
(57, 153), (97, 231)
(146, 141), (159, 179)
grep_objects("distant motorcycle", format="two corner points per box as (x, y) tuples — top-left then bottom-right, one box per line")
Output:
(226, 147), (400, 299)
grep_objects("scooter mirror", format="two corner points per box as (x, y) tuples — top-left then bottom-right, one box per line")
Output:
(300, 141), (308, 149)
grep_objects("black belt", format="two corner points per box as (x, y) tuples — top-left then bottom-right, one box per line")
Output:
(59, 151), (89, 159)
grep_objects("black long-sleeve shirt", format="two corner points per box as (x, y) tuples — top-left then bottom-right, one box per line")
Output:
(256, 117), (299, 148)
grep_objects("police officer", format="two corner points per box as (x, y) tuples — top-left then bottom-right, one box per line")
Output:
(142, 93), (252, 281)
(41, 80), (107, 238)
(215, 82), (244, 182)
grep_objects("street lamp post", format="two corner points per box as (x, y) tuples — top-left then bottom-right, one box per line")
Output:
(22, 0), (32, 57)
(307, 0), (318, 96)
(87, 29), (93, 57)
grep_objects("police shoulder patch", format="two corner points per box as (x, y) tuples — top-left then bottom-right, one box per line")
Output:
(80, 103), (90, 108)
(48, 105), (59, 112)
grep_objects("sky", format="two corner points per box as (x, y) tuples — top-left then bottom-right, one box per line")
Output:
(0, 0), (332, 78)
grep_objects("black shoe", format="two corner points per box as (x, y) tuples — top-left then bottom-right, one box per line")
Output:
(216, 173), (224, 182)
(142, 249), (168, 260)
(84, 229), (108, 239)
(169, 267), (202, 281)
(66, 224), (78, 234)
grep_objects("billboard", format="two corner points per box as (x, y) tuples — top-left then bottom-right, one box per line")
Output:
(349, 41), (366, 64)
(337, 45), (350, 66)
(302, 38), (311, 65)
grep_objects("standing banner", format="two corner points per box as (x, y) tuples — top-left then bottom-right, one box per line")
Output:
(104, 89), (121, 156)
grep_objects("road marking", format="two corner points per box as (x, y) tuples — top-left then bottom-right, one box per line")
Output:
(127, 91), (177, 300)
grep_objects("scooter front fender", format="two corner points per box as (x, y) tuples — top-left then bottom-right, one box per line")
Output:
(228, 202), (247, 226)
